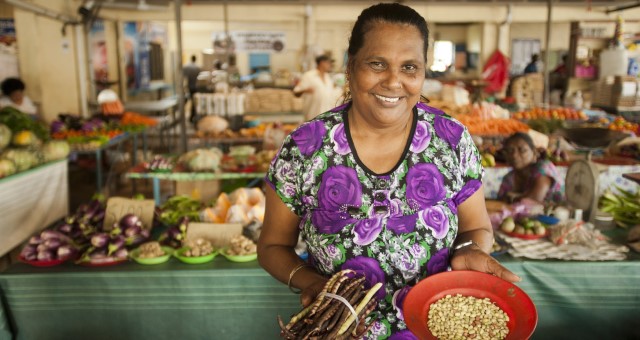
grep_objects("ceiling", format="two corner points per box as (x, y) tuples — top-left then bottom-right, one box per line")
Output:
(96, 0), (638, 6)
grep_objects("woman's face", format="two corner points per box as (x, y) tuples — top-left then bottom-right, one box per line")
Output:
(348, 22), (425, 126)
(9, 90), (24, 104)
(504, 138), (536, 170)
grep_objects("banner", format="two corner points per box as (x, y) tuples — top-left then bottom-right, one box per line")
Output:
(212, 31), (286, 53)
(89, 20), (108, 92)
(123, 22), (150, 89)
(0, 19), (16, 46)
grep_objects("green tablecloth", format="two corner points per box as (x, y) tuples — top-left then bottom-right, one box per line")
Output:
(1, 253), (639, 340)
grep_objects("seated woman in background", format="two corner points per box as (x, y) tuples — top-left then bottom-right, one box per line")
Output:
(0, 77), (37, 118)
(498, 132), (565, 203)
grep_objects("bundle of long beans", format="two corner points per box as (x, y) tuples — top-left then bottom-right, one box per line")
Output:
(278, 269), (382, 340)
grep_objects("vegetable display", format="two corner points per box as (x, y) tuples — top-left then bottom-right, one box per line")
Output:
(278, 270), (380, 339)
(20, 230), (79, 262)
(158, 196), (202, 226)
(599, 187), (640, 228)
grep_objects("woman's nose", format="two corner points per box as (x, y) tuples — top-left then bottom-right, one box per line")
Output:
(381, 69), (402, 89)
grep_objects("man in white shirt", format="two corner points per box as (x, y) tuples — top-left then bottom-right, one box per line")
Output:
(0, 77), (37, 118)
(293, 55), (337, 121)
(182, 55), (201, 123)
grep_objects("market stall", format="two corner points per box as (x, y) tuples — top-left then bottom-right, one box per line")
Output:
(0, 247), (639, 340)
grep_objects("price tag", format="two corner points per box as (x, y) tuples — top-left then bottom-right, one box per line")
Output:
(185, 222), (243, 248)
(103, 197), (155, 230)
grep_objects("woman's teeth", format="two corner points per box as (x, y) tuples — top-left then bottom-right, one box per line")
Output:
(375, 94), (400, 103)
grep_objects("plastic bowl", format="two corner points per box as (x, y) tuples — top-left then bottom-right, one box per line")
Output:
(220, 249), (257, 263)
(129, 246), (174, 265)
(404, 271), (537, 340)
(173, 247), (218, 264)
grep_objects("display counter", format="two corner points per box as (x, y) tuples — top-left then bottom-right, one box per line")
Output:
(1, 247), (639, 340)
(0, 160), (68, 258)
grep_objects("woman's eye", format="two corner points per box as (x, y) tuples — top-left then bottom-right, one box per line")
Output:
(403, 64), (418, 72)
(368, 62), (386, 70)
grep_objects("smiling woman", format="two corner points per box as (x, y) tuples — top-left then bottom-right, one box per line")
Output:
(258, 3), (519, 339)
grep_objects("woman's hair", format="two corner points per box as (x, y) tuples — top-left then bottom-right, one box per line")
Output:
(347, 3), (429, 61)
(504, 132), (536, 152)
(1, 78), (26, 96)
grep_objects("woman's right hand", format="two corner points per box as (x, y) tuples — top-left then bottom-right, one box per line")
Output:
(300, 278), (329, 307)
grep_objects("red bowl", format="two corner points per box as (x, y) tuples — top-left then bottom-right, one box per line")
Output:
(404, 271), (537, 340)
(19, 255), (65, 267)
(502, 230), (549, 240)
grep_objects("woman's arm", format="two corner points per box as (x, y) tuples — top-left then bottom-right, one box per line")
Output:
(450, 184), (521, 283)
(520, 175), (552, 203)
(257, 185), (328, 306)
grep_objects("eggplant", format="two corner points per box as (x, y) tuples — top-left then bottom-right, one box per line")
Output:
(28, 235), (43, 245)
(113, 248), (128, 259)
(57, 223), (74, 234)
(43, 238), (63, 250)
(120, 214), (143, 230)
(124, 225), (142, 238)
(57, 245), (77, 261)
(40, 230), (74, 245)
(107, 235), (125, 255)
(167, 227), (183, 241)
(140, 228), (150, 239)
(90, 233), (109, 248)
(125, 234), (147, 247)
(37, 243), (49, 253)
(20, 245), (37, 260)
(37, 250), (55, 261)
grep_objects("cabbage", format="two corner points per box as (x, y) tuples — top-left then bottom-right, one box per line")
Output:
(1, 149), (38, 171)
(42, 140), (70, 161)
(12, 130), (40, 147)
(0, 124), (11, 150)
(178, 148), (221, 171)
(0, 159), (16, 178)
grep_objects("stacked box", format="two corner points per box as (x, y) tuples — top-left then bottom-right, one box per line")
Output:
(592, 76), (640, 108)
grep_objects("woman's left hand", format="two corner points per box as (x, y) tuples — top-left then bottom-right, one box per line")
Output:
(450, 245), (521, 283)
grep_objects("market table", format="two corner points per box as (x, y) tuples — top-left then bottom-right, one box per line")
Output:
(1, 246), (639, 340)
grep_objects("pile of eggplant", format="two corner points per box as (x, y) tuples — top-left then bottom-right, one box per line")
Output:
(20, 230), (78, 262)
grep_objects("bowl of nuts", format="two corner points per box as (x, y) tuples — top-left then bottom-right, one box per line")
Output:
(130, 242), (174, 265)
(403, 271), (537, 340)
(173, 238), (218, 264)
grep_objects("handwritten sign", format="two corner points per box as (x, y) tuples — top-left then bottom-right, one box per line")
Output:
(186, 222), (243, 248)
(103, 197), (155, 230)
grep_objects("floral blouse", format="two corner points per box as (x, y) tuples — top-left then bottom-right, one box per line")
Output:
(266, 102), (484, 339)
(497, 159), (565, 203)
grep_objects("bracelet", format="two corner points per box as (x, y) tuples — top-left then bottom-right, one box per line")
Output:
(287, 263), (311, 294)
(449, 240), (479, 257)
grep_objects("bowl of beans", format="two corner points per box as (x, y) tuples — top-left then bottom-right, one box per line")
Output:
(403, 271), (537, 340)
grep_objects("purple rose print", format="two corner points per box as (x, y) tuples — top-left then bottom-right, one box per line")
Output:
(445, 198), (458, 215)
(405, 164), (446, 209)
(330, 102), (350, 113)
(409, 121), (431, 153)
(427, 247), (450, 276)
(434, 115), (464, 150)
(453, 179), (482, 206)
(419, 206), (450, 239)
(392, 286), (413, 321)
(331, 123), (350, 155)
(389, 330), (419, 340)
(291, 120), (326, 156)
(387, 213), (419, 234)
(342, 256), (386, 300)
(312, 209), (355, 234)
(353, 217), (383, 245)
(417, 102), (444, 115)
(389, 198), (403, 218)
(318, 166), (362, 210)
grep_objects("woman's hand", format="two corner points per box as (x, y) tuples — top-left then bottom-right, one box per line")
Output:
(300, 277), (329, 307)
(450, 245), (521, 283)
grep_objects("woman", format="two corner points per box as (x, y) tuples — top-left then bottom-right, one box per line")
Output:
(498, 132), (565, 204)
(258, 3), (519, 339)
(0, 77), (37, 117)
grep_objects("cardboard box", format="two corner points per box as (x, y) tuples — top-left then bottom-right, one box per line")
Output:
(175, 180), (221, 202)
(185, 222), (243, 249)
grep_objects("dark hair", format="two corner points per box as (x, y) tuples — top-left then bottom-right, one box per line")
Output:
(315, 55), (333, 65)
(504, 132), (536, 151)
(1, 77), (26, 96)
(191, 55), (197, 62)
(347, 3), (429, 61)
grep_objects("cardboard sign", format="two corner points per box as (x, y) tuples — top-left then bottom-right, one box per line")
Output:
(103, 197), (155, 230)
(185, 222), (243, 249)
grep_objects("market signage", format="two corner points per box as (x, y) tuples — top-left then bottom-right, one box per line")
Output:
(212, 31), (286, 53)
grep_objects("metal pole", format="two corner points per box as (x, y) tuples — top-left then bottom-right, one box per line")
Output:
(175, 0), (187, 153)
(75, 25), (90, 118)
(544, 0), (552, 108)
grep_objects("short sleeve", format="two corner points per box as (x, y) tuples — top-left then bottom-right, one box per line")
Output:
(532, 159), (561, 184)
(293, 72), (312, 93)
(453, 128), (485, 206)
(265, 134), (304, 216)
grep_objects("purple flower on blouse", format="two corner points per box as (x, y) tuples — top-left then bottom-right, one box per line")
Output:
(291, 120), (326, 156)
(312, 209), (355, 234)
(330, 102), (350, 113)
(389, 330), (419, 340)
(405, 164), (446, 209)
(434, 115), (464, 150)
(453, 179), (482, 206)
(427, 247), (450, 276)
(342, 256), (386, 300)
(331, 123), (350, 155)
(419, 206), (450, 239)
(446, 198), (458, 215)
(318, 165), (362, 210)
(389, 198), (403, 217)
(417, 102), (444, 116)
(387, 213), (419, 234)
(353, 217), (383, 245)
(392, 286), (413, 321)
(410, 120), (431, 153)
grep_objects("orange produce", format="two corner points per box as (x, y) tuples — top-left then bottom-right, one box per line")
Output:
(455, 115), (529, 136)
(512, 107), (587, 121)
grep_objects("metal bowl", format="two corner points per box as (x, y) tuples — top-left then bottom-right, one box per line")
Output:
(560, 127), (629, 149)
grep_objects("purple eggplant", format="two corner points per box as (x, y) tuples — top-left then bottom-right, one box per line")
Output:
(57, 245), (78, 261)
(37, 250), (55, 261)
(43, 238), (63, 250)
(40, 230), (74, 245)
(167, 227), (183, 241)
(57, 223), (74, 234)
(20, 245), (37, 260)
(120, 214), (143, 230)
(28, 235), (43, 245)
(108, 235), (125, 255)
(113, 248), (128, 259)
(124, 225), (142, 238)
(125, 234), (147, 247)
(37, 243), (49, 253)
(90, 233), (110, 248)
(140, 228), (150, 239)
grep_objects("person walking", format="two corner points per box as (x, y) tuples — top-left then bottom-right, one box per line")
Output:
(182, 55), (201, 123)
(293, 55), (338, 121)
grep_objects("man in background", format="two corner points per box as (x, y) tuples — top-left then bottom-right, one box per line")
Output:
(524, 54), (541, 74)
(182, 55), (201, 123)
(293, 55), (337, 121)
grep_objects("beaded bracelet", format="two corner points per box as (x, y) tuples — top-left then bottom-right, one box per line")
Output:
(287, 263), (312, 294)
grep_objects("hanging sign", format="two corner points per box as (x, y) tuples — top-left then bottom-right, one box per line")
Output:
(212, 31), (286, 53)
